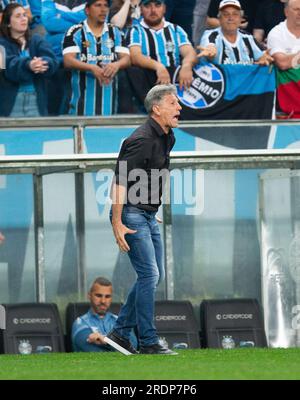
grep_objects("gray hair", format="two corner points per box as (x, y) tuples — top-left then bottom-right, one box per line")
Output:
(144, 84), (177, 114)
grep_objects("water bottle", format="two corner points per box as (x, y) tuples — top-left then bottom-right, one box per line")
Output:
(36, 345), (52, 354)
(239, 341), (255, 348)
(221, 336), (235, 349)
(173, 342), (188, 350)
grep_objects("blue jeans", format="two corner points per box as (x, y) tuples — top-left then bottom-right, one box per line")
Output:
(10, 92), (40, 117)
(110, 205), (164, 347)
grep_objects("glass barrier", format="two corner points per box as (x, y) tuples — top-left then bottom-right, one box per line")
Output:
(1, 117), (300, 347)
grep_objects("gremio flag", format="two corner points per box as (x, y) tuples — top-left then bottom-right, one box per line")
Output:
(174, 62), (276, 120)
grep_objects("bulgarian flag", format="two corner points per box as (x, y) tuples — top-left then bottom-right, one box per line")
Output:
(277, 68), (300, 118)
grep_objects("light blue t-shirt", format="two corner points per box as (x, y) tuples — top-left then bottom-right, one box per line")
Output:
(72, 309), (137, 352)
(200, 27), (263, 65)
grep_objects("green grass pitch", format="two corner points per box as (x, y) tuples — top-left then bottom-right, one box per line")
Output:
(0, 348), (300, 380)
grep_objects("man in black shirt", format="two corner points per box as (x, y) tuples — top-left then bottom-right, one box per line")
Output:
(253, 0), (286, 47)
(105, 84), (181, 355)
(165, 0), (196, 42)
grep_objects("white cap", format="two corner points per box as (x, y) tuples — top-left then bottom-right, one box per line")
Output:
(219, 0), (241, 10)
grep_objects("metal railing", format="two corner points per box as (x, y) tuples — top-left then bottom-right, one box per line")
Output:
(1, 115), (300, 128)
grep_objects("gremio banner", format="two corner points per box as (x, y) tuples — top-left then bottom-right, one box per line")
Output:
(174, 61), (276, 120)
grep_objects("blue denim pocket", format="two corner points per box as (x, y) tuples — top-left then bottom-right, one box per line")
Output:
(123, 211), (146, 230)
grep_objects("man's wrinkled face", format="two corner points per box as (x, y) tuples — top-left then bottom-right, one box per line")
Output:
(153, 93), (182, 130)
(219, 6), (242, 33)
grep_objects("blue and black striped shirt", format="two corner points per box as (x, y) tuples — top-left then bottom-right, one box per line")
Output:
(128, 18), (191, 68)
(63, 20), (129, 116)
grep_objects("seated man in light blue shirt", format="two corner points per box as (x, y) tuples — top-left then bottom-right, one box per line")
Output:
(72, 276), (137, 352)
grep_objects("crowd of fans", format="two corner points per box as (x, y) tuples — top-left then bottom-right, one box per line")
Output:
(0, 0), (297, 118)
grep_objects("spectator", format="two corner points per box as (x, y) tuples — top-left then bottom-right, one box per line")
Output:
(199, 0), (273, 66)
(0, 232), (4, 244)
(41, 0), (86, 59)
(206, 0), (259, 34)
(0, 3), (58, 117)
(72, 276), (137, 352)
(253, 0), (286, 48)
(192, 0), (211, 45)
(164, 0), (196, 43)
(41, 0), (86, 115)
(267, 0), (300, 70)
(63, 0), (130, 116)
(109, 0), (141, 31)
(126, 0), (197, 108)
(1, 1), (44, 36)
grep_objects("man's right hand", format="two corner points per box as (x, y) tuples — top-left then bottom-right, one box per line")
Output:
(112, 221), (136, 252)
(197, 45), (217, 59)
(240, 18), (248, 30)
(155, 64), (171, 84)
(87, 332), (106, 345)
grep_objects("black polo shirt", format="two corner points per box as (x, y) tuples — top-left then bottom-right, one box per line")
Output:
(114, 117), (176, 212)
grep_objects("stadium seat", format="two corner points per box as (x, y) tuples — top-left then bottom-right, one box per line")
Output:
(200, 298), (267, 348)
(0, 303), (65, 354)
(154, 300), (201, 349)
(65, 302), (122, 352)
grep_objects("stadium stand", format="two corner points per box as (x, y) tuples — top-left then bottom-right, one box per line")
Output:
(154, 300), (201, 349)
(200, 298), (267, 349)
(65, 301), (122, 352)
(0, 303), (65, 354)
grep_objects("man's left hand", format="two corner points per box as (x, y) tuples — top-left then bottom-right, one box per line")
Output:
(102, 62), (120, 83)
(256, 50), (274, 66)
